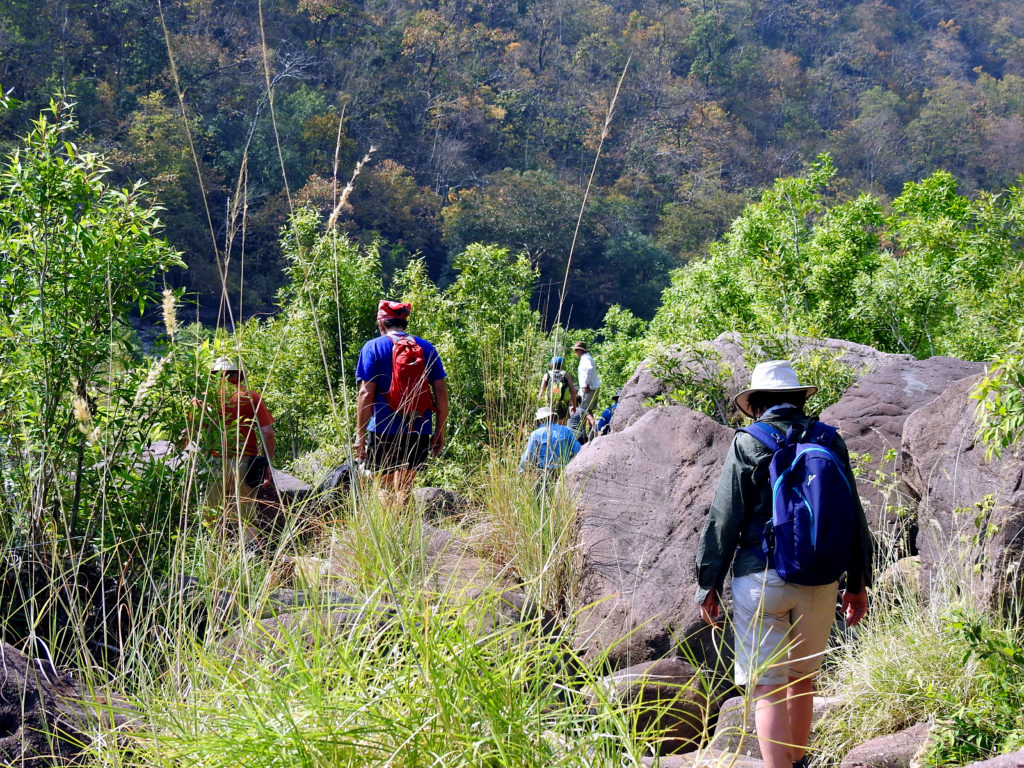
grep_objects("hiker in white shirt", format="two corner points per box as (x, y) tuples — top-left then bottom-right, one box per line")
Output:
(572, 340), (601, 416)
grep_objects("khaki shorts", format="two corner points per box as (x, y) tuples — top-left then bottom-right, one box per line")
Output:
(732, 569), (838, 687)
(579, 386), (601, 415)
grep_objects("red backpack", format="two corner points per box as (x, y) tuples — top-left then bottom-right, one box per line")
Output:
(385, 333), (435, 422)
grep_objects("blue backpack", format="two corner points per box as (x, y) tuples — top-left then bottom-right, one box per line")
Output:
(738, 420), (858, 586)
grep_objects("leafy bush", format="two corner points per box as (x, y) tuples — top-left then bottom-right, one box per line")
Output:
(923, 613), (1024, 766)
(972, 333), (1024, 461)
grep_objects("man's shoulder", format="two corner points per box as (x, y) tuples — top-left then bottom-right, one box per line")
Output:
(360, 335), (392, 354)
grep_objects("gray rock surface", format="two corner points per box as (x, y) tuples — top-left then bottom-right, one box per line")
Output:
(640, 749), (764, 768)
(840, 722), (931, 768)
(614, 334), (913, 433)
(960, 747), (1024, 768)
(566, 406), (735, 668)
(709, 694), (843, 760)
(819, 356), (984, 536)
(413, 487), (472, 520)
(0, 642), (122, 766)
(902, 374), (1024, 609)
(593, 658), (710, 754)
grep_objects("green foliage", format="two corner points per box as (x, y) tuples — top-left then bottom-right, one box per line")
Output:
(238, 209), (383, 461)
(591, 305), (646, 400)
(923, 614), (1024, 766)
(648, 156), (1024, 362)
(649, 346), (734, 425)
(972, 333), (1024, 461)
(396, 244), (542, 479)
(0, 95), (184, 547)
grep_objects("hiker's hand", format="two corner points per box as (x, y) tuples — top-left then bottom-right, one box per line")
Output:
(842, 589), (868, 628)
(354, 434), (366, 461)
(431, 430), (445, 457)
(700, 592), (721, 626)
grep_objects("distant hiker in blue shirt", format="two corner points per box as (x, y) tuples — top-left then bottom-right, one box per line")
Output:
(518, 406), (581, 473)
(595, 388), (622, 435)
(354, 300), (449, 501)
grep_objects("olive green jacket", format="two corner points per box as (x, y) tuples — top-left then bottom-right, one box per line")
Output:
(694, 409), (874, 605)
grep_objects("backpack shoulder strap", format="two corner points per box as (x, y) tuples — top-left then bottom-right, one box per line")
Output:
(806, 420), (837, 447)
(737, 421), (785, 452)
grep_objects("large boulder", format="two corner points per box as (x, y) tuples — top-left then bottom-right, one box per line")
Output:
(840, 722), (932, 768)
(819, 356), (985, 535)
(0, 642), (121, 766)
(566, 406), (735, 668)
(591, 658), (710, 754)
(413, 487), (473, 520)
(613, 334), (912, 433)
(902, 374), (1024, 609)
(961, 747), (1024, 768)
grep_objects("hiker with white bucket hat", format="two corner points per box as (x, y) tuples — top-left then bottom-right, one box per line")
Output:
(695, 360), (874, 768)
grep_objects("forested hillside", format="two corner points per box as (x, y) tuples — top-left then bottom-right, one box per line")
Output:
(1, 0), (1023, 325)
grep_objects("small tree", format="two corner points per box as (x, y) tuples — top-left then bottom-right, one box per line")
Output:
(0, 95), (183, 548)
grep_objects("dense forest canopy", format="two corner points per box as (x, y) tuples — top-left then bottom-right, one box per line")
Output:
(1, 0), (1023, 325)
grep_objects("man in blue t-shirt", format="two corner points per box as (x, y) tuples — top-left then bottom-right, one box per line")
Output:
(354, 300), (448, 498)
(595, 388), (621, 436)
(518, 406), (581, 473)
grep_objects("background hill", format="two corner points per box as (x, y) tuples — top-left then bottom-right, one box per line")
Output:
(1, 0), (1022, 325)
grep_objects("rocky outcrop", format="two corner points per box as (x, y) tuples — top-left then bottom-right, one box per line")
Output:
(902, 374), (1024, 609)
(840, 722), (932, 768)
(819, 357), (985, 535)
(592, 658), (710, 754)
(413, 487), (473, 520)
(613, 333), (912, 433)
(566, 406), (735, 668)
(0, 642), (124, 766)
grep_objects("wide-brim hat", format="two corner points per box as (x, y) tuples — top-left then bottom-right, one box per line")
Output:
(535, 406), (554, 422)
(733, 360), (817, 418)
(572, 341), (588, 352)
(211, 357), (241, 373)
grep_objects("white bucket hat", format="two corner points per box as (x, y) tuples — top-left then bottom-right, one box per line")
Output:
(733, 360), (817, 418)
(535, 406), (554, 422)
(211, 357), (241, 374)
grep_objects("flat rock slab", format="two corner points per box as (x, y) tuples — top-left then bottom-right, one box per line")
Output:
(840, 722), (931, 768)
(820, 356), (984, 534)
(566, 406), (735, 668)
(709, 694), (843, 761)
(641, 748), (764, 768)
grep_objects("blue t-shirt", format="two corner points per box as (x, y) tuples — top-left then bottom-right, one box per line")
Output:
(356, 333), (446, 435)
(519, 423), (581, 471)
(596, 401), (618, 433)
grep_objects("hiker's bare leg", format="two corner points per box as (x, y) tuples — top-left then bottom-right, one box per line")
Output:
(787, 675), (815, 762)
(379, 467), (417, 507)
(754, 682), (793, 768)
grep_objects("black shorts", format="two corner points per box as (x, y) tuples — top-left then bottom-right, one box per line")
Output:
(366, 431), (431, 473)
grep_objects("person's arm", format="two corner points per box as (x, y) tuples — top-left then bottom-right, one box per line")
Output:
(354, 380), (376, 461)
(430, 378), (449, 456)
(695, 437), (753, 619)
(261, 425), (275, 463)
(834, 434), (873, 626)
(568, 374), (578, 402)
(519, 431), (537, 472)
(538, 373), (548, 399)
